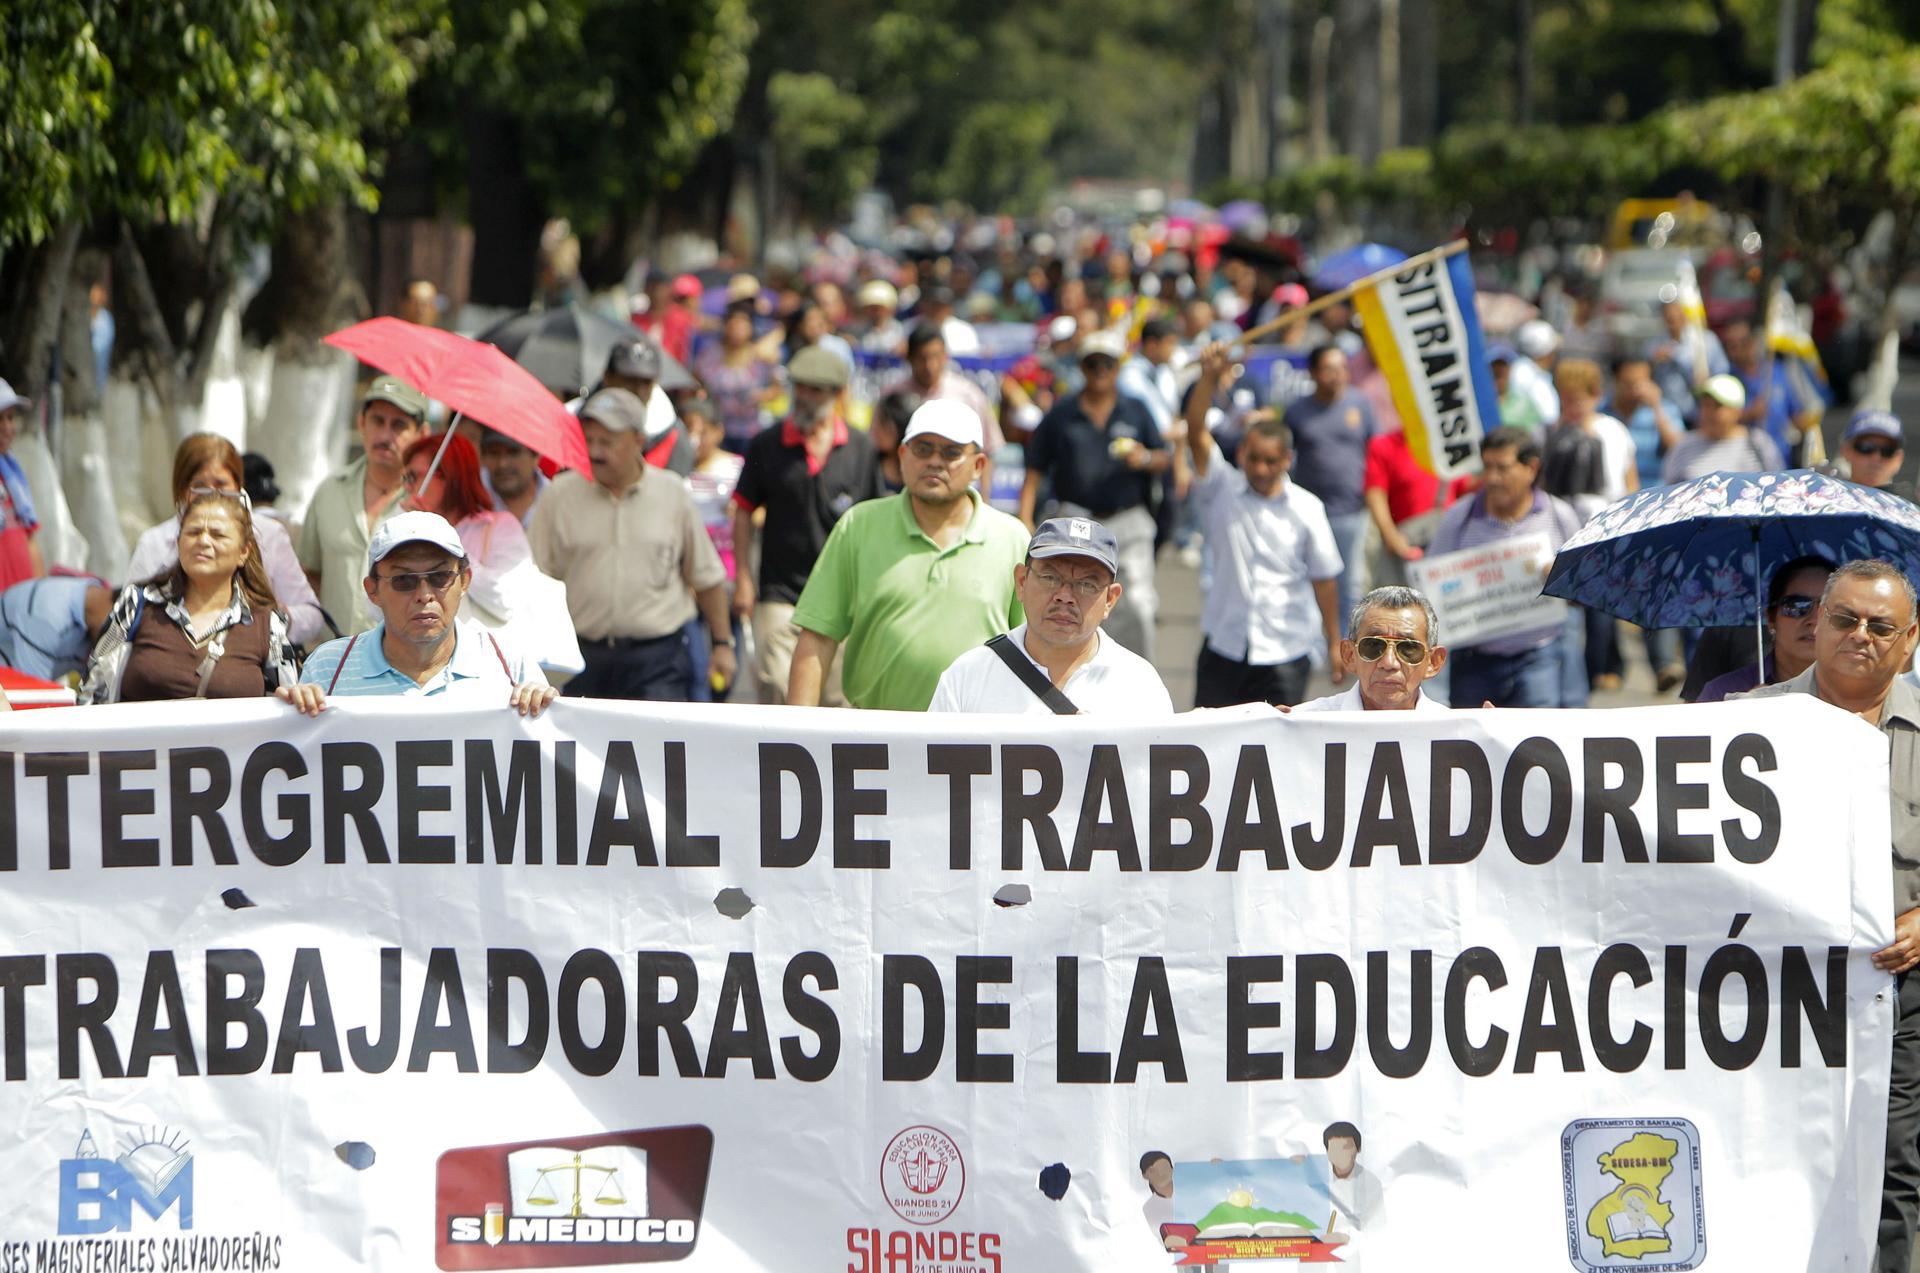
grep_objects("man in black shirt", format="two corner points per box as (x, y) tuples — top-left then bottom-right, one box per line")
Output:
(732, 346), (886, 703)
(1019, 329), (1170, 661)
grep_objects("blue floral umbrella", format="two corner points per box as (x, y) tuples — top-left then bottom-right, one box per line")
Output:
(1543, 469), (1920, 664)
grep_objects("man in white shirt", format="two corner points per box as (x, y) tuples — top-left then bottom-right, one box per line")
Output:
(929, 516), (1172, 715)
(1292, 586), (1449, 713)
(1185, 343), (1345, 708)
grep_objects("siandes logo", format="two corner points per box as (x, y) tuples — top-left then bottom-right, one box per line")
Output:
(881, 1127), (966, 1226)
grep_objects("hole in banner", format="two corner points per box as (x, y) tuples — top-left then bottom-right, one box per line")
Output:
(1037, 1162), (1071, 1200)
(993, 885), (1031, 909)
(335, 1141), (376, 1171)
(221, 888), (256, 910)
(714, 888), (755, 919)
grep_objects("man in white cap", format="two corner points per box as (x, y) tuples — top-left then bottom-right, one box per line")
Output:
(298, 374), (429, 635)
(529, 386), (733, 701)
(1503, 319), (1562, 431)
(0, 379), (44, 590)
(788, 399), (1027, 710)
(1841, 409), (1907, 494)
(280, 510), (555, 714)
(852, 279), (906, 354)
(1020, 328), (1171, 663)
(1660, 374), (1785, 484)
(930, 516), (1171, 714)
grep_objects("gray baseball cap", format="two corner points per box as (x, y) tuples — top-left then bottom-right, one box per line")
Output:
(361, 374), (428, 419)
(1027, 516), (1119, 575)
(579, 387), (649, 433)
(606, 339), (664, 382)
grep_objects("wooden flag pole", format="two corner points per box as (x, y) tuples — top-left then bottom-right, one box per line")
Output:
(1234, 238), (1472, 349)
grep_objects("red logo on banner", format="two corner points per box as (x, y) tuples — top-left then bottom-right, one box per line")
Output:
(881, 1126), (966, 1225)
(435, 1125), (713, 1269)
(1163, 1228), (1346, 1265)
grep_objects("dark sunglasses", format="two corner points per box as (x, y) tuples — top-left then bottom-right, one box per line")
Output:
(1851, 439), (1901, 459)
(1825, 609), (1903, 641)
(1772, 594), (1817, 619)
(1354, 635), (1429, 664)
(378, 568), (461, 593)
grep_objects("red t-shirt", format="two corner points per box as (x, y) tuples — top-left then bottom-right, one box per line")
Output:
(1363, 430), (1444, 525)
(0, 476), (36, 589)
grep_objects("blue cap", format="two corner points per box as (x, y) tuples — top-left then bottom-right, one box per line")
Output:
(1486, 343), (1517, 364)
(1845, 410), (1903, 445)
(1028, 517), (1119, 575)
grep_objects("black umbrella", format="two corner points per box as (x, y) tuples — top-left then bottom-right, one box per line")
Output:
(474, 305), (695, 398)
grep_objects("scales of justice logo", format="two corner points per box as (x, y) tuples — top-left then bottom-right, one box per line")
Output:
(472, 1145), (650, 1242)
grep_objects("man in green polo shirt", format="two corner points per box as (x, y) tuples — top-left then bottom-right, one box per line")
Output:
(298, 375), (429, 636)
(788, 400), (1026, 710)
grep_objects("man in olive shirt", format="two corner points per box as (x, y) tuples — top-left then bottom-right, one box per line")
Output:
(788, 400), (1026, 711)
(1738, 558), (1920, 1272)
(298, 375), (428, 636)
(528, 387), (732, 700)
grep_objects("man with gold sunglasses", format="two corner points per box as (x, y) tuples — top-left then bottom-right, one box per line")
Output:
(1737, 558), (1920, 1272)
(1291, 586), (1449, 714)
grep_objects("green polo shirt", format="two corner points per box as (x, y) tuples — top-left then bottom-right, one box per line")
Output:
(297, 455), (403, 637)
(792, 490), (1027, 711)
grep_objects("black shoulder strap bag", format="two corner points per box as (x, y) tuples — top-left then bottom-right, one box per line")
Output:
(985, 633), (1080, 715)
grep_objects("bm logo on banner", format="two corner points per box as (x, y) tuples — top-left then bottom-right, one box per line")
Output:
(58, 1127), (195, 1234)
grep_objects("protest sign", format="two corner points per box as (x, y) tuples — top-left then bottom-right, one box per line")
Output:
(1408, 532), (1568, 647)
(1351, 242), (1500, 480)
(0, 695), (1892, 1271)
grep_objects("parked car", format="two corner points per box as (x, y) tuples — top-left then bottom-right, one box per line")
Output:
(1598, 249), (1698, 354)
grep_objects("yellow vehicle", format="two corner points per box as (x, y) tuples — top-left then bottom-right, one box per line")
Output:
(1608, 197), (1720, 251)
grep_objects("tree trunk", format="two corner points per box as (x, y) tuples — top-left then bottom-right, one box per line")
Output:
(463, 109), (546, 309)
(0, 219), (83, 402)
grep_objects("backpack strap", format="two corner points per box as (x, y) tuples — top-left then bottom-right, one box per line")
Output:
(986, 633), (1079, 715)
(326, 633), (361, 695)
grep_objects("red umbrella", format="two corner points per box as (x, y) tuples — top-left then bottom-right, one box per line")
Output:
(323, 317), (591, 474)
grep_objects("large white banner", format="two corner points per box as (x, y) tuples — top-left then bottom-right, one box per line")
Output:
(0, 696), (1895, 1272)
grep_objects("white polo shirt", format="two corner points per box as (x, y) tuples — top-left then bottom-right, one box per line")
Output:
(1191, 464), (1343, 665)
(928, 624), (1174, 715)
(1290, 683), (1449, 713)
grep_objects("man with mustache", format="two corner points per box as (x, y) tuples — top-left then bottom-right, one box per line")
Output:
(298, 375), (429, 636)
(929, 516), (1171, 715)
(732, 346), (885, 703)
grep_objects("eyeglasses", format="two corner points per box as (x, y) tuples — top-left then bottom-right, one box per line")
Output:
(180, 486), (252, 511)
(904, 438), (976, 465)
(1027, 567), (1109, 601)
(1772, 594), (1817, 619)
(1081, 355), (1118, 371)
(1851, 439), (1901, 459)
(378, 568), (461, 593)
(1354, 635), (1429, 664)
(1825, 609), (1905, 641)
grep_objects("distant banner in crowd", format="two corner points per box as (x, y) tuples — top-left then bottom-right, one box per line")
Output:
(1352, 242), (1501, 480)
(0, 697), (1892, 1271)
(1408, 533), (1568, 647)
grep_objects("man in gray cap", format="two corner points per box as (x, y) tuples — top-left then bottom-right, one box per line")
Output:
(528, 386), (733, 700)
(298, 374), (429, 635)
(600, 338), (695, 476)
(733, 344), (884, 703)
(1842, 409), (1907, 495)
(929, 516), (1171, 714)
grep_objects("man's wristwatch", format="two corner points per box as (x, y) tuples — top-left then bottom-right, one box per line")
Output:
(712, 637), (735, 648)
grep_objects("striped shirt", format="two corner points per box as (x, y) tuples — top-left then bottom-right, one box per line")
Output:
(299, 616), (545, 698)
(1659, 429), (1786, 486)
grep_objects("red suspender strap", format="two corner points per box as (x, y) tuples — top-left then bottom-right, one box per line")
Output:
(326, 633), (360, 695)
(487, 632), (513, 681)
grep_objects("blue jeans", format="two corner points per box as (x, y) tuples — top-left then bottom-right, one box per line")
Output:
(1327, 508), (1370, 629)
(1448, 642), (1564, 708)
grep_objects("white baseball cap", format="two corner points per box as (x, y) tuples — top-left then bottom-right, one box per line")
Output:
(1515, 319), (1559, 360)
(901, 399), (984, 451)
(0, 378), (32, 415)
(368, 510), (468, 568)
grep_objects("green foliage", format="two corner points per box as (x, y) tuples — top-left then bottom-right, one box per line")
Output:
(936, 100), (1061, 216)
(0, 0), (440, 248)
(768, 71), (876, 222)
(1432, 123), (1668, 226)
(428, 0), (753, 230)
(0, 6), (112, 244)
